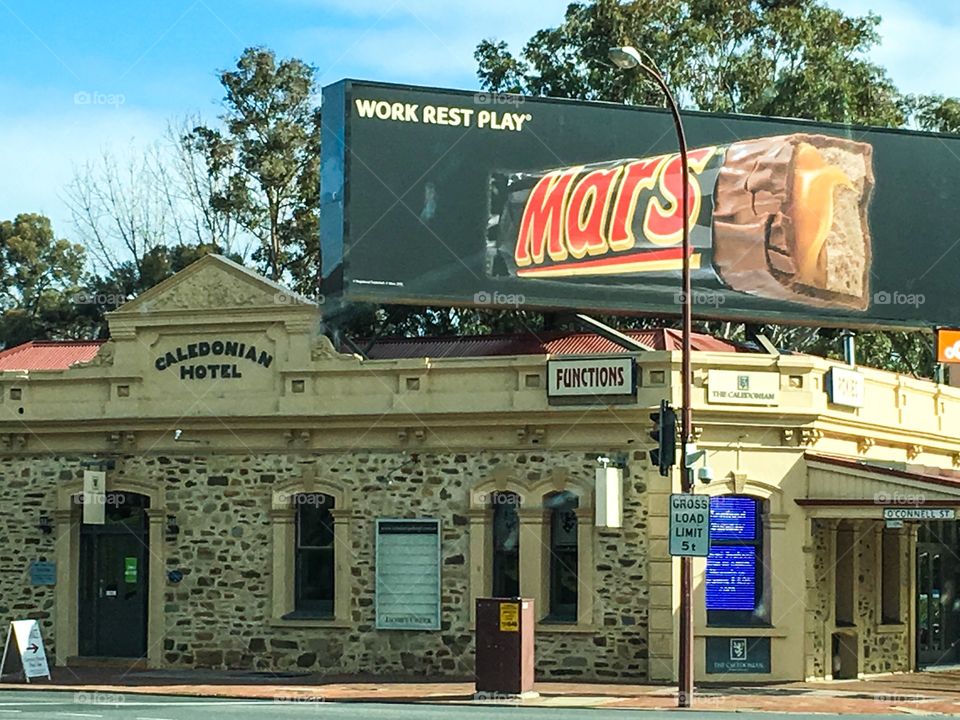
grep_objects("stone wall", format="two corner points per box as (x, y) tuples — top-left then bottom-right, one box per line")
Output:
(806, 519), (910, 678)
(0, 450), (650, 681)
(856, 523), (910, 675)
(0, 457), (59, 658)
(806, 519), (832, 679)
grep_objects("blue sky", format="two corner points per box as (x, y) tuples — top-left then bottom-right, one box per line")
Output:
(1, 0), (958, 237)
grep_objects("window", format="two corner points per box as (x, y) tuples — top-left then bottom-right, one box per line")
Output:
(881, 528), (902, 623)
(835, 522), (855, 626)
(294, 493), (335, 616)
(491, 492), (520, 597)
(706, 496), (767, 626)
(547, 491), (578, 621)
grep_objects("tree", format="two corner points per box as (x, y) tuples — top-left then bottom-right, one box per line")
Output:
(183, 47), (321, 291)
(0, 214), (87, 347)
(65, 147), (180, 282)
(167, 116), (250, 258)
(476, 0), (906, 126)
(908, 94), (960, 134)
(474, 0), (952, 377)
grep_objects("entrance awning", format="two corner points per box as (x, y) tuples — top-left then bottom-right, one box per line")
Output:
(798, 453), (960, 518)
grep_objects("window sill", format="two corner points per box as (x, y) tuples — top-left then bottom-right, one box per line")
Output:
(831, 624), (859, 636)
(270, 616), (351, 629)
(697, 627), (789, 638)
(876, 622), (907, 634)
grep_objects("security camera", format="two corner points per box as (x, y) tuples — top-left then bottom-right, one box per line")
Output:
(698, 466), (714, 484)
(596, 456), (612, 467)
(173, 429), (183, 441)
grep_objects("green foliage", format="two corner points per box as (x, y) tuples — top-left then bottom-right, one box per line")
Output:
(0, 214), (87, 347)
(183, 48), (321, 291)
(907, 94), (960, 134)
(476, 0), (906, 126)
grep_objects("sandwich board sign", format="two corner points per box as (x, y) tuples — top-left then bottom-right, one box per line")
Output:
(0, 620), (51, 681)
(669, 494), (711, 557)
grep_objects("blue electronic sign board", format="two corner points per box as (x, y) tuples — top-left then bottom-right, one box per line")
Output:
(709, 496), (757, 541)
(706, 497), (760, 612)
(706, 546), (757, 610)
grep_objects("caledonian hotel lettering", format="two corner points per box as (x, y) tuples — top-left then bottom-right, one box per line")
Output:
(154, 339), (274, 379)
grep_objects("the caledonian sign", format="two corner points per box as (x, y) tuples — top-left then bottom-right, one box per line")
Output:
(707, 370), (780, 406)
(154, 339), (274, 380)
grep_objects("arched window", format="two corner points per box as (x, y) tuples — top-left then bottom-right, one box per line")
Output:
(491, 491), (520, 597)
(546, 491), (579, 621)
(295, 493), (335, 616)
(706, 495), (767, 626)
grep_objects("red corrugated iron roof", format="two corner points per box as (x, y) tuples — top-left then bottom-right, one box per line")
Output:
(0, 340), (105, 371)
(0, 329), (743, 369)
(363, 329), (743, 359)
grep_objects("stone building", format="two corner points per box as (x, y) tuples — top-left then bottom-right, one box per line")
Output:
(2, 254), (960, 682)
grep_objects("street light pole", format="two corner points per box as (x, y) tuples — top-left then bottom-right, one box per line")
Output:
(608, 46), (694, 708)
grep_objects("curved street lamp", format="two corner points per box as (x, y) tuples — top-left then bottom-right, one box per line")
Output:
(608, 45), (695, 709)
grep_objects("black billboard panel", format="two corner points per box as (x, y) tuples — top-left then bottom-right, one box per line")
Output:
(321, 79), (960, 329)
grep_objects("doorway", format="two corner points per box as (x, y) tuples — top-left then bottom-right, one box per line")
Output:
(78, 492), (150, 658)
(917, 521), (960, 667)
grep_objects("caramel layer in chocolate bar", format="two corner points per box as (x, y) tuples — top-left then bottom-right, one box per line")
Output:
(488, 132), (874, 310)
(713, 134), (873, 310)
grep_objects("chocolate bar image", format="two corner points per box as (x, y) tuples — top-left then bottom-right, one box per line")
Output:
(487, 133), (874, 310)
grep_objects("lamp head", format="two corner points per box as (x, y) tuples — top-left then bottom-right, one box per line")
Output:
(608, 46), (643, 70)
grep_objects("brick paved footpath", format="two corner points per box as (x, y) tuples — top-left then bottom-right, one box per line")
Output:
(3, 667), (960, 714)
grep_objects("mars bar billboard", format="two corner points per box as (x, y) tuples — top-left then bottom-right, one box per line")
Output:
(320, 79), (960, 329)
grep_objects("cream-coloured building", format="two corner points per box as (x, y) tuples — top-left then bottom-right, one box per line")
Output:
(2, 254), (960, 682)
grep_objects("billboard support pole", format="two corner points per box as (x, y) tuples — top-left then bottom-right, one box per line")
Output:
(609, 46), (694, 708)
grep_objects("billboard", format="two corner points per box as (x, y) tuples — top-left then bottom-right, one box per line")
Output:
(321, 79), (960, 328)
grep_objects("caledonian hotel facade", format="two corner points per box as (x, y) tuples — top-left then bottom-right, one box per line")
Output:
(2, 254), (960, 683)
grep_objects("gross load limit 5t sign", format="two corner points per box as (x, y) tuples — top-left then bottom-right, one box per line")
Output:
(669, 494), (711, 557)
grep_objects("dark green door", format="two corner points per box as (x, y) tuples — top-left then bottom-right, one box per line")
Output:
(917, 522), (960, 667)
(78, 493), (149, 658)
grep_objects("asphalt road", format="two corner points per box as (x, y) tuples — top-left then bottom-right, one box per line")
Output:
(0, 691), (938, 719)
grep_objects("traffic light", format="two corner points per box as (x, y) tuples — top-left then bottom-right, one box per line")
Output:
(649, 399), (677, 477)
